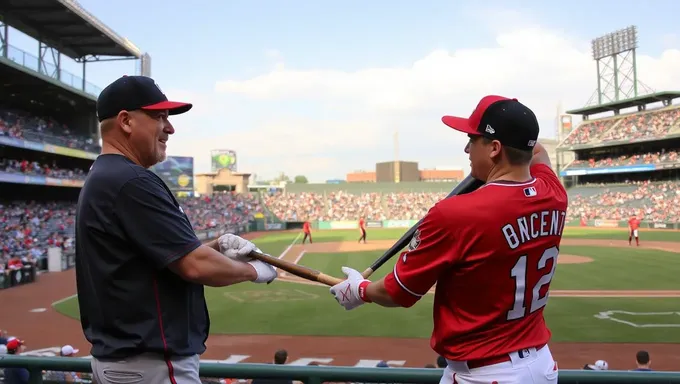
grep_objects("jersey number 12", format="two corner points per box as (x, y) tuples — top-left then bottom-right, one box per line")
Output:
(507, 246), (559, 321)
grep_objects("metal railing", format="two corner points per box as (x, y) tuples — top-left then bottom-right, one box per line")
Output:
(0, 356), (679, 384)
(3, 44), (102, 97)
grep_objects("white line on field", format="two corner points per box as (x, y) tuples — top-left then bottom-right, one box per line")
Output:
(278, 232), (301, 259)
(292, 250), (306, 265)
(51, 294), (78, 306)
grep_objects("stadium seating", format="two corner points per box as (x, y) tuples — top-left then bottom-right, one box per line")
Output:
(0, 192), (262, 268)
(561, 106), (680, 147)
(567, 181), (680, 222)
(0, 108), (101, 153)
(0, 158), (88, 180)
(567, 149), (679, 169)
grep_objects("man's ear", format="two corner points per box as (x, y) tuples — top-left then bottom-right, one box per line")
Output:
(488, 139), (503, 159)
(116, 110), (133, 134)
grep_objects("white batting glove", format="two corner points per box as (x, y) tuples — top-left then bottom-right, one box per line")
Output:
(247, 260), (278, 284)
(330, 266), (371, 310)
(218, 234), (257, 261)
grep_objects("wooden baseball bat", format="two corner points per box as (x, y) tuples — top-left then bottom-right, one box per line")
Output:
(360, 175), (484, 279)
(248, 250), (344, 286)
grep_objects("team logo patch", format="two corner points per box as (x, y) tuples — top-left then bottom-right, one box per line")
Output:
(523, 187), (537, 197)
(408, 229), (421, 251)
(402, 229), (421, 263)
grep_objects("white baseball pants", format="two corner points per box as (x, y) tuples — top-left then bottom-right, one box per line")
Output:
(439, 345), (558, 384)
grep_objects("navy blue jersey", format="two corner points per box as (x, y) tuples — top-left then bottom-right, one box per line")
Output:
(75, 154), (207, 359)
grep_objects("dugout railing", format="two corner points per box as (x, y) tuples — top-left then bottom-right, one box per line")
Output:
(1, 357), (679, 384)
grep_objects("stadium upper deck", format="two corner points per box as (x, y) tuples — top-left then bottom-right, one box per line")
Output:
(0, 1), (143, 268)
(557, 93), (680, 184)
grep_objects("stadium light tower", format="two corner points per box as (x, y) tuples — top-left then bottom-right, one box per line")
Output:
(590, 26), (640, 104)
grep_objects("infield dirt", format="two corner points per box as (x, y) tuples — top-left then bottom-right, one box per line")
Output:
(2, 233), (679, 371)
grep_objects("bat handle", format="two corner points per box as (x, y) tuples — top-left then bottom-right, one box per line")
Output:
(360, 267), (374, 279)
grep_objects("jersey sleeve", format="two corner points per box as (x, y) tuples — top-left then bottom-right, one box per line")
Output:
(383, 205), (457, 308)
(115, 176), (202, 270)
(531, 163), (567, 200)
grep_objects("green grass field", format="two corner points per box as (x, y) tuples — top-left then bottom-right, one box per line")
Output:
(54, 227), (680, 343)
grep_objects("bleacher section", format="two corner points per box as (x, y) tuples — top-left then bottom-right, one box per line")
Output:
(1, 193), (262, 267)
(0, 108), (100, 153)
(561, 105), (680, 147)
(555, 95), (680, 227)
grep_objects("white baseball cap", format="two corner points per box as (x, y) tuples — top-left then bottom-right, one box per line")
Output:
(589, 360), (609, 371)
(61, 345), (79, 356)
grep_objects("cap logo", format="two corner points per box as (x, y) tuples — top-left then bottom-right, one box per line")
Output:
(485, 124), (495, 135)
(527, 140), (536, 147)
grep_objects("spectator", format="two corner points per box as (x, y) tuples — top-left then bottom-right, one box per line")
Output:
(436, 356), (446, 368)
(250, 350), (293, 384)
(2, 338), (29, 384)
(43, 345), (84, 383)
(583, 360), (609, 371)
(632, 350), (652, 371)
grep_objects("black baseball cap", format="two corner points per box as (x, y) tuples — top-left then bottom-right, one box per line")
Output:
(96, 75), (192, 122)
(441, 95), (539, 151)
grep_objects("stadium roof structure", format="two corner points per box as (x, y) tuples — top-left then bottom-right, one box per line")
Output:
(566, 91), (680, 117)
(0, 0), (142, 60)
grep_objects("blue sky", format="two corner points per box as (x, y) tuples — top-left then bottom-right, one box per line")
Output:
(6, 0), (680, 182)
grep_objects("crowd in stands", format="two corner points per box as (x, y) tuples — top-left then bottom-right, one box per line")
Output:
(568, 149), (679, 169)
(264, 179), (680, 224)
(263, 191), (450, 222)
(567, 180), (680, 223)
(0, 158), (88, 180)
(561, 107), (680, 146)
(0, 108), (100, 153)
(181, 192), (264, 231)
(0, 192), (262, 269)
(0, 201), (75, 270)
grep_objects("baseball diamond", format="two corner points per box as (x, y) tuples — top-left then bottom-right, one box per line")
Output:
(0, 227), (674, 371)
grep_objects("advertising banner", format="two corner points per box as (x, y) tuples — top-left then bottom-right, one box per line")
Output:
(366, 220), (383, 228)
(45, 177), (85, 187)
(593, 219), (620, 228)
(150, 156), (194, 192)
(0, 136), (98, 159)
(0, 172), (83, 187)
(560, 164), (655, 177)
(266, 223), (284, 230)
(329, 221), (358, 229)
(647, 222), (676, 229)
(384, 220), (418, 228)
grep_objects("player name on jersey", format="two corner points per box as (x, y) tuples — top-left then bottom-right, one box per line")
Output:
(502, 210), (567, 250)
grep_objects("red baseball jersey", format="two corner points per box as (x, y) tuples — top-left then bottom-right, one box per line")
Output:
(628, 217), (640, 230)
(384, 163), (568, 361)
(303, 221), (311, 233)
(359, 219), (365, 229)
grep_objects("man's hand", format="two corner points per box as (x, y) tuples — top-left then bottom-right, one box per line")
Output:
(330, 266), (372, 310)
(218, 233), (257, 261)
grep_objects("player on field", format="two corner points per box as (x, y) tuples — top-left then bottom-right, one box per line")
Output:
(330, 96), (568, 384)
(628, 214), (641, 246)
(358, 217), (367, 244)
(302, 220), (313, 244)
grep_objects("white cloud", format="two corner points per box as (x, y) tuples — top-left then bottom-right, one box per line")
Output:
(177, 25), (680, 182)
